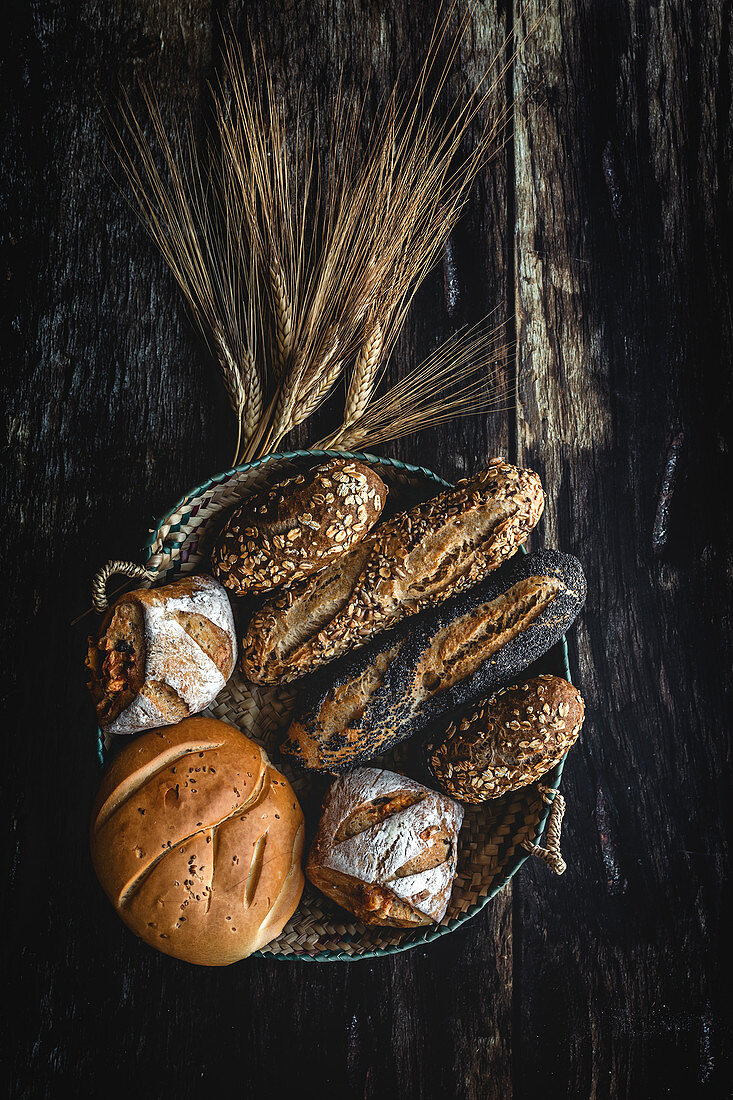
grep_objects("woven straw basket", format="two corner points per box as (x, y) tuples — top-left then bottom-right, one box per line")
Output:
(92, 450), (572, 961)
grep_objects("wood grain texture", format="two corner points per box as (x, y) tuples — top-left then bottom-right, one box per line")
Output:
(2, 1), (730, 1098)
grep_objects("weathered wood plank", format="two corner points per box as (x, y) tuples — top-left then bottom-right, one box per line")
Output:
(3, 0), (731, 1096)
(513, 0), (731, 1095)
(3, 2), (519, 1098)
(218, 5), (517, 1098)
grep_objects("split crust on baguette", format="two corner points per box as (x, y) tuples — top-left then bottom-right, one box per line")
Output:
(281, 550), (586, 773)
(241, 459), (545, 684)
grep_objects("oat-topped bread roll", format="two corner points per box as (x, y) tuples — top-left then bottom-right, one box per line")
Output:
(212, 458), (387, 595)
(428, 675), (585, 803)
(87, 574), (236, 737)
(241, 458), (544, 684)
(282, 550), (585, 772)
(306, 767), (463, 927)
(90, 717), (305, 965)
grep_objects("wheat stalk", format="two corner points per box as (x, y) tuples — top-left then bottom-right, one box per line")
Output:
(318, 319), (513, 451)
(270, 257), (294, 379)
(346, 323), (383, 424)
(109, 7), (542, 463)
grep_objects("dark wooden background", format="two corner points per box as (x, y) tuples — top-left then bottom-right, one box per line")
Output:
(3, 1), (731, 1097)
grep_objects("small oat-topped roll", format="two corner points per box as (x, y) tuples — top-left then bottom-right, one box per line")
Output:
(211, 459), (387, 595)
(428, 675), (585, 803)
(306, 767), (464, 927)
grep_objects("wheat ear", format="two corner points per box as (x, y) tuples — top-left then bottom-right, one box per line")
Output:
(295, 356), (345, 422)
(346, 322), (383, 424)
(320, 322), (382, 448)
(211, 323), (262, 464)
(270, 257), (294, 379)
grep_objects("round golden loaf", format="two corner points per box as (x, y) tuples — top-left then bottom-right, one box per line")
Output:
(211, 458), (387, 595)
(428, 675), (585, 803)
(90, 717), (305, 965)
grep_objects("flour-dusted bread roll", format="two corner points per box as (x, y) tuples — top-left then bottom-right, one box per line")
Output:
(212, 458), (387, 595)
(242, 459), (545, 684)
(90, 717), (305, 965)
(306, 767), (464, 927)
(86, 574), (236, 737)
(428, 675), (585, 802)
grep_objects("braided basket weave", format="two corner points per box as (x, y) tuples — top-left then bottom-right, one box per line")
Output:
(93, 450), (572, 961)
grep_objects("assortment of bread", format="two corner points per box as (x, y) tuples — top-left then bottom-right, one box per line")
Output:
(240, 458), (544, 683)
(87, 456), (586, 964)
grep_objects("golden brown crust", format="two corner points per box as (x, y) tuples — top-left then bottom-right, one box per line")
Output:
(211, 459), (387, 595)
(241, 459), (545, 684)
(90, 717), (305, 965)
(428, 675), (585, 802)
(280, 549), (587, 773)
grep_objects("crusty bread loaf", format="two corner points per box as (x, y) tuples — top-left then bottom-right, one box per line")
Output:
(306, 767), (463, 927)
(90, 717), (305, 965)
(241, 459), (544, 684)
(281, 550), (586, 772)
(212, 458), (387, 595)
(87, 574), (236, 737)
(428, 675), (585, 802)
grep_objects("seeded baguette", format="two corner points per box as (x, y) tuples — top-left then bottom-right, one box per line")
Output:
(306, 766), (464, 927)
(428, 675), (585, 803)
(212, 459), (387, 595)
(241, 458), (545, 684)
(281, 550), (586, 773)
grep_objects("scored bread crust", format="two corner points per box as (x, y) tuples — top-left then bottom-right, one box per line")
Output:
(281, 550), (586, 773)
(240, 459), (545, 684)
(306, 767), (464, 927)
(212, 459), (387, 595)
(89, 717), (305, 966)
(87, 574), (237, 737)
(427, 675), (585, 802)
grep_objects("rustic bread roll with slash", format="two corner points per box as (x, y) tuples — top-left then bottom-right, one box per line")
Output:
(428, 675), (585, 803)
(211, 458), (387, 595)
(90, 717), (305, 965)
(281, 549), (585, 773)
(87, 574), (237, 737)
(241, 458), (544, 684)
(306, 767), (464, 927)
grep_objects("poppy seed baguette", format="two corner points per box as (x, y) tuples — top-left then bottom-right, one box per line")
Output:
(240, 459), (545, 684)
(281, 549), (586, 773)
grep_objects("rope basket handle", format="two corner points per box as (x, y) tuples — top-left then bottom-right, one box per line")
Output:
(92, 560), (150, 614)
(522, 784), (567, 875)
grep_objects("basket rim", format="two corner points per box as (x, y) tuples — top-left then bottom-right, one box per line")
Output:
(121, 448), (572, 962)
(142, 449), (452, 561)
